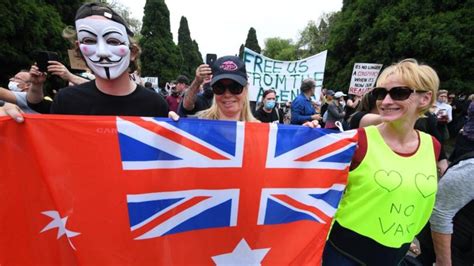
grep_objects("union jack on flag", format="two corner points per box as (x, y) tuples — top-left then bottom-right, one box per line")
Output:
(127, 189), (239, 240)
(257, 184), (345, 226)
(117, 118), (357, 241)
(117, 117), (244, 169)
(266, 123), (357, 169)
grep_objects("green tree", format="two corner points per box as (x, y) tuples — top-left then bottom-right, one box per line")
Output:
(0, 0), (69, 85)
(45, 0), (84, 25)
(263, 38), (297, 60)
(140, 0), (180, 86)
(193, 40), (203, 63)
(107, 0), (142, 35)
(325, 0), (473, 93)
(297, 13), (337, 58)
(238, 44), (245, 58)
(244, 27), (261, 53)
(177, 16), (203, 78)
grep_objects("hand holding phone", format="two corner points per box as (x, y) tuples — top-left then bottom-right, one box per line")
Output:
(206, 53), (217, 67)
(35, 51), (59, 72)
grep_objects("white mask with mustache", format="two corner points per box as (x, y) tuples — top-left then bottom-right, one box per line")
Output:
(76, 17), (130, 80)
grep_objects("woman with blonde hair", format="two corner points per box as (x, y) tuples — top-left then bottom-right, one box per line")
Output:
(196, 56), (258, 122)
(322, 59), (442, 265)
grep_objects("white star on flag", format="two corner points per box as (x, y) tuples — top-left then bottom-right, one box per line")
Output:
(40, 210), (80, 250)
(212, 238), (270, 266)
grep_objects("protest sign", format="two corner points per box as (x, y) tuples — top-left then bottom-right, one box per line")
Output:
(67, 49), (88, 70)
(0, 116), (357, 265)
(142, 76), (159, 88)
(348, 63), (383, 96)
(244, 48), (327, 103)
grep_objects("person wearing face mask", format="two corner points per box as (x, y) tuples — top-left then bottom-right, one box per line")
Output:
(1, 61), (91, 114)
(254, 89), (283, 123)
(1, 3), (168, 121)
(0, 70), (37, 113)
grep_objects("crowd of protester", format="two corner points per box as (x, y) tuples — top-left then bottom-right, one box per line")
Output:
(0, 2), (472, 265)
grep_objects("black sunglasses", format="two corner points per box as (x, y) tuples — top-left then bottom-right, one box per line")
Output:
(371, 86), (424, 101)
(212, 82), (244, 95)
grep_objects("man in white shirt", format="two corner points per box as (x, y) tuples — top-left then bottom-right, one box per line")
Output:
(0, 70), (37, 113)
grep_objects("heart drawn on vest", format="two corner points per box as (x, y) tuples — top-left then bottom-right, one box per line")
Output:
(415, 173), (437, 198)
(374, 170), (403, 192)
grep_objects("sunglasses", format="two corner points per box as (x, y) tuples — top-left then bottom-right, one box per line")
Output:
(371, 86), (424, 101)
(212, 82), (244, 95)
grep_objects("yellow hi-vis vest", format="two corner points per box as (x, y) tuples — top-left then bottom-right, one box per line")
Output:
(334, 126), (437, 248)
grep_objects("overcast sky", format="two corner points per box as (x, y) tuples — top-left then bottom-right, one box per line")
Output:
(117, 0), (343, 59)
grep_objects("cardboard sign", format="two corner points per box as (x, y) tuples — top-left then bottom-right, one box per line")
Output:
(67, 49), (88, 71)
(348, 63), (383, 96)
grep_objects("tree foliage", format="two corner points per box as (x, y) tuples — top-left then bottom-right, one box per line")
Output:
(0, 0), (70, 85)
(244, 27), (261, 53)
(260, 14), (337, 61)
(107, 0), (142, 35)
(297, 13), (336, 58)
(44, 0), (84, 26)
(139, 0), (180, 86)
(238, 44), (245, 59)
(263, 38), (298, 60)
(177, 16), (203, 79)
(193, 40), (203, 63)
(325, 0), (474, 93)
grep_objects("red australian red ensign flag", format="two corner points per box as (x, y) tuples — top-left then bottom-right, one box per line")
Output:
(0, 115), (357, 265)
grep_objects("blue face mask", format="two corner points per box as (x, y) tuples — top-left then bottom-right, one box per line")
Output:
(264, 100), (276, 110)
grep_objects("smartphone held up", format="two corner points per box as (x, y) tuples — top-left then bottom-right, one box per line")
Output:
(206, 53), (217, 67)
(35, 51), (59, 72)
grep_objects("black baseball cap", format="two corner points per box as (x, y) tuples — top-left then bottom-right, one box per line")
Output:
(176, 75), (189, 85)
(75, 3), (134, 37)
(211, 56), (247, 87)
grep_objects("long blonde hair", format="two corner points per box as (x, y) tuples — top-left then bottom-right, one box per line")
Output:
(197, 86), (258, 122)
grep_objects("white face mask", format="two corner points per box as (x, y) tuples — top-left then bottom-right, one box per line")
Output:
(76, 18), (130, 80)
(8, 81), (22, 92)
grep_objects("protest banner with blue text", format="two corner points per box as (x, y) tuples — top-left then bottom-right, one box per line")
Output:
(244, 48), (327, 103)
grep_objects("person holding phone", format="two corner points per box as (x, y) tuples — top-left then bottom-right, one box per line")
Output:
(2, 2), (168, 120)
(195, 55), (257, 122)
(35, 51), (59, 73)
(178, 63), (214, 117)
